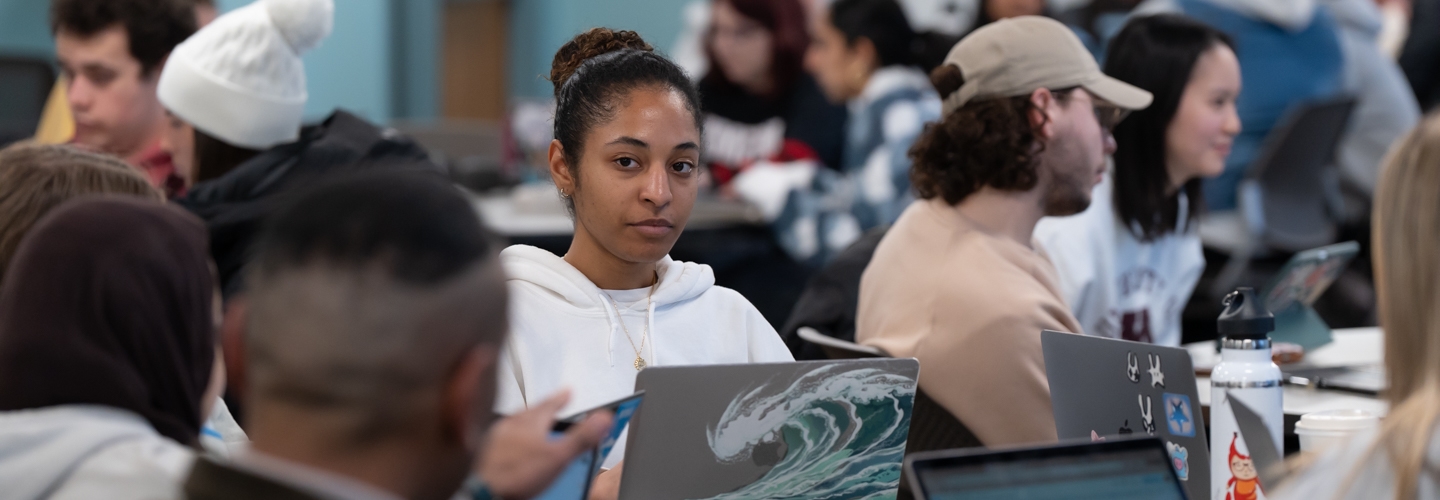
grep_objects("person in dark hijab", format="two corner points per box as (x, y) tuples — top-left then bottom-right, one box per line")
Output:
(0, 197), (223, 500)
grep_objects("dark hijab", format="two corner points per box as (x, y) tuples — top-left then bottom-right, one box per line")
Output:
(0, 197), (215, 446)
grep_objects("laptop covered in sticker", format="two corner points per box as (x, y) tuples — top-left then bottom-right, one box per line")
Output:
(1043, 330), (1209, 500)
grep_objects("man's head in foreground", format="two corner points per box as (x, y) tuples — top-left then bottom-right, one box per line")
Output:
(237, 170), (507, 499)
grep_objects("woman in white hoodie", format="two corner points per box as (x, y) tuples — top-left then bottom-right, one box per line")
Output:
(497, 27), (793, 431)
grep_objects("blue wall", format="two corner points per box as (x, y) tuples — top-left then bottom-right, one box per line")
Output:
(0, 0), (440, 123)
(218, 0), (443, 123)
(0, 0), (690, 116)
(508, 0), (688, 100)
(0, 0), (56, 58)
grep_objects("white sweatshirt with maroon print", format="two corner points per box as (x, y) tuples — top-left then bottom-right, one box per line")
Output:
(1034, 173), (1206, 347)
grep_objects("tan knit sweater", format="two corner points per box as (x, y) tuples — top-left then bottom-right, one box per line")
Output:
(857, 198), (1083, 447)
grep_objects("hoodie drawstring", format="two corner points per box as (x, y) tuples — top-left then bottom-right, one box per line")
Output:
(646, 298), (658, 366)
(598, 293), (620, 367)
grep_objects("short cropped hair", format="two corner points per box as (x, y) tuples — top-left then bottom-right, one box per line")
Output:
(0, 143), (162, 284)
(244, 170), (506, 442)
(51, 0), (197, 76)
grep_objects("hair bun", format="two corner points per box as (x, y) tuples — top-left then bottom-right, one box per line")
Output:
(549, 28), (653, 97)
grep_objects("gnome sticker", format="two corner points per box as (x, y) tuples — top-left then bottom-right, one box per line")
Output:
(1218, 433), (1263, 500)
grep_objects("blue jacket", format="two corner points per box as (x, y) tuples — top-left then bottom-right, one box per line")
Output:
(1179, 0), (1345, 209)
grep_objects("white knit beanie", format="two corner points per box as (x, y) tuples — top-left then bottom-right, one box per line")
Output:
(158, 0), (334, 150)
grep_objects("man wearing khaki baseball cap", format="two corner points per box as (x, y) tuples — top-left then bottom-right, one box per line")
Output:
(856, 16), (1152, 447)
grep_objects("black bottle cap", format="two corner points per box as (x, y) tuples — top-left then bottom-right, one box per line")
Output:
(1217, 287), (1275, 338)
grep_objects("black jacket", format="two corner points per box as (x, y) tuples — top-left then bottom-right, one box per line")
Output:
(780, 226), (889, 360)
(176, 110), (442, 297)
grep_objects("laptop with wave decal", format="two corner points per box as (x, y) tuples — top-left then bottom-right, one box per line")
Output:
(619, 358), (919, 499)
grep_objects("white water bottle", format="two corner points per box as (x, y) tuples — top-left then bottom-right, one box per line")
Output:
(1210, 287), (1282, 500)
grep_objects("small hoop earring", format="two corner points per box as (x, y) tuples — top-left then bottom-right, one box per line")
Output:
(559, 189), (569, 198)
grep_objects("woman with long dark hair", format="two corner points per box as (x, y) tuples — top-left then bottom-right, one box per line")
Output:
(1035, 14), (1242, 346)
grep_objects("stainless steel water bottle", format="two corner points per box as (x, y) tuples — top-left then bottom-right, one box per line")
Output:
(1210, 287), (1281, 500)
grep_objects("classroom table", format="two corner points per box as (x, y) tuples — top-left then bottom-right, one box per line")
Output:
(473, 183), (764, 237)
(1185, 327), (1387, 417)
(1186, 327), (1385, 454)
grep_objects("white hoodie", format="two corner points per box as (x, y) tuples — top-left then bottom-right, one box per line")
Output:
(0, 405), (195, 500)
(495, 245), (793, 418)
(1034, 173), (1205, 347)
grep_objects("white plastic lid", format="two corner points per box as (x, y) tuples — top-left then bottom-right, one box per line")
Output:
(1295, 409), (1381, 432)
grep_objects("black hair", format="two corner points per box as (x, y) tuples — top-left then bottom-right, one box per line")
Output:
(549, 28), (703, 216)
(253, 170), (496, 286)
(50, 0), (197, 77)
(193, 129), (261, 183)
(829, 0), (921, 69)
(1105, 14), (1234, 241)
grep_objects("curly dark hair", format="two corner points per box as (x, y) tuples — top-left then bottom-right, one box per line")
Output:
(909, 64), (1065, 205)
(548, 28), (703, 215)
(50, 0), (197, 77)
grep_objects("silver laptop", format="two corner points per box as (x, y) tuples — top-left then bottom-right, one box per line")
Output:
(904, 437), (1187, 500)
(1231, 398), (1288, 490)
(1043, 330), (1209, 500)
(618, 358), (920, 499)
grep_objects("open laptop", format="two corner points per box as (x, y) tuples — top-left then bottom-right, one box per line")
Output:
(618, 358), (920, 499)
(1043, 330), (1209, 500)
(1263, 241), (1360, 351)
(904, 437), (1187, 500)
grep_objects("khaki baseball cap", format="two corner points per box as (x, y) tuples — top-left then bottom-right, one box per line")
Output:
(939, 16), (1153, 116)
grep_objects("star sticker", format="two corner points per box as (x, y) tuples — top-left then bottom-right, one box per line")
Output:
(1170, 400), (1190, 426)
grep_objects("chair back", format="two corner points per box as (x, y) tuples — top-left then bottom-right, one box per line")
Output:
(896, 388), (985, 500)
(0, 55), (56, 147)
(796, 326), (886, 359)
(1243, 96), (1358, 252)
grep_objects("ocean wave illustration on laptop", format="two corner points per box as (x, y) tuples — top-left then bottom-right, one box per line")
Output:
(693, 364), (916, 500)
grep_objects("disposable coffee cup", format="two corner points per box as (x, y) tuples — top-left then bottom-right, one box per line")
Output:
(1294, 409), (1380, 454)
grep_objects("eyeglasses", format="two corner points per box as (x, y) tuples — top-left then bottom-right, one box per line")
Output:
(1049, 88), (1129, 131)
(1093, 103), (1129, 131)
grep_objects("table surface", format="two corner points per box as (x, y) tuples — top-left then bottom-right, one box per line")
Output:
(1185, 327), (1388, 416)
(474, 183), (764, 237)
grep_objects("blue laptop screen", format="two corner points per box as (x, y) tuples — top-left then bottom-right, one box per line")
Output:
(531, 395), (643, 500)
(917, 446), (1184, 500)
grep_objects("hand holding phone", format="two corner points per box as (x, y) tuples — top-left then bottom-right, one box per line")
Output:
(476, 389), (613, 500)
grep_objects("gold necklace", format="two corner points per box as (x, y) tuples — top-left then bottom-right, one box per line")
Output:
(603, 278), (656, 370)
